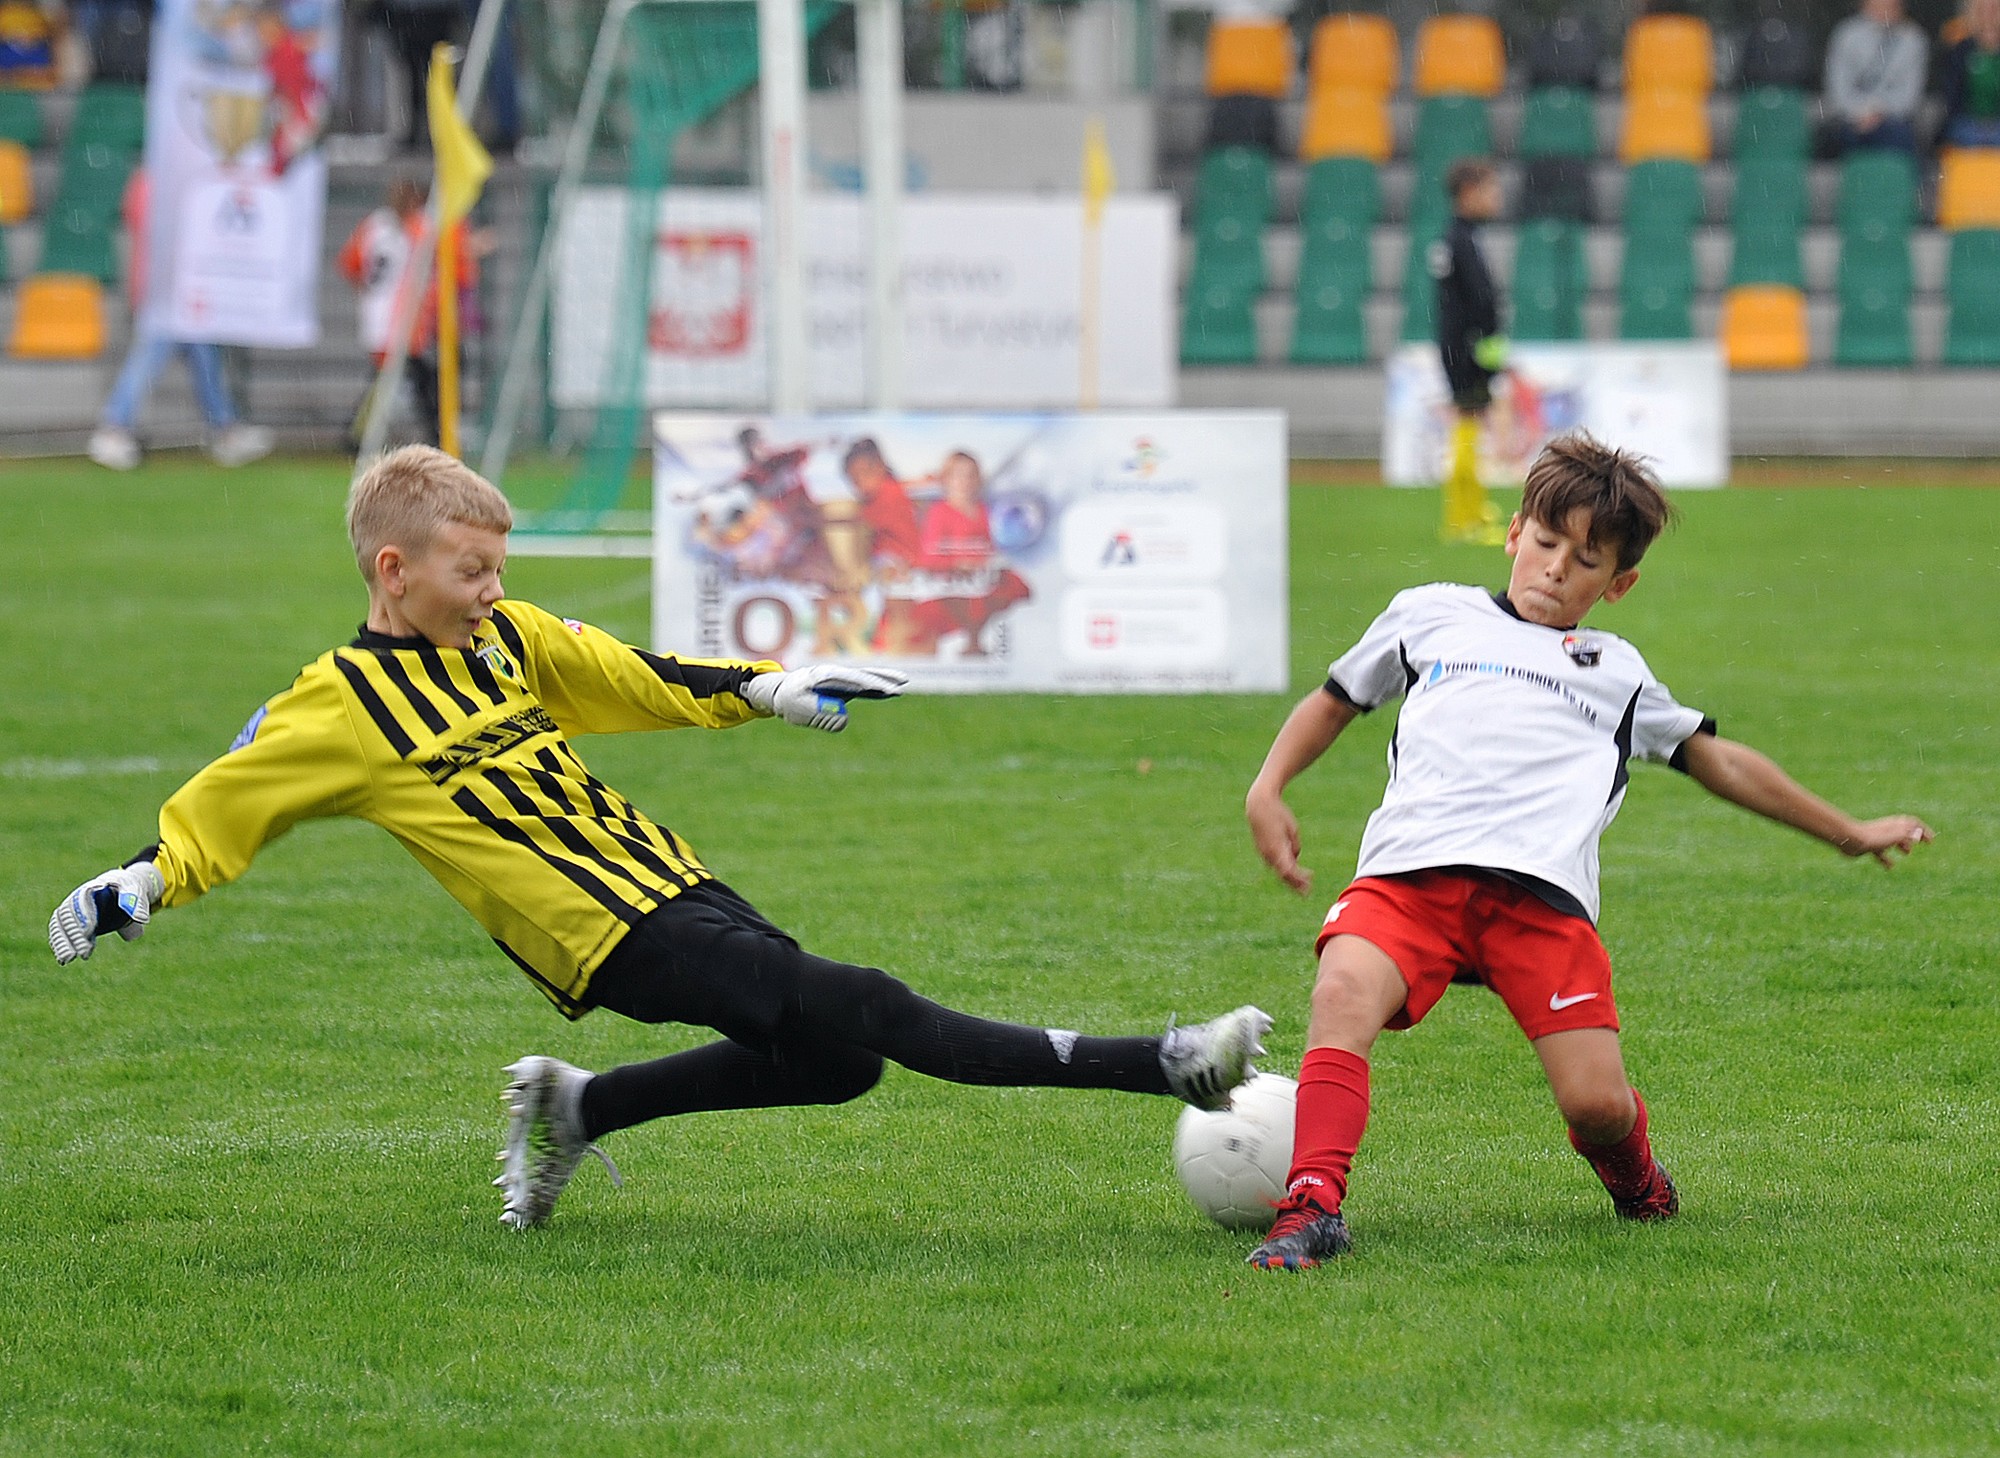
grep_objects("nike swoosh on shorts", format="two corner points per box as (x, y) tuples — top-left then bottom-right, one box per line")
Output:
(1548, 991), (1600, 1011)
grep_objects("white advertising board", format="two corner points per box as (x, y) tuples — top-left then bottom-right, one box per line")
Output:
(1383, 342), (1729, 489)
(557, 190), (1177, 410)
(652, 412), (1287, 694)
(147, 0), (339, 347)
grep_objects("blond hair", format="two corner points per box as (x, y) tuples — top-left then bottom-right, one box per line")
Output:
(347, 445), (514, 582)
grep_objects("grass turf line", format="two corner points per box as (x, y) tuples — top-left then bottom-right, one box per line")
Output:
(0, 457), (1994, 1456)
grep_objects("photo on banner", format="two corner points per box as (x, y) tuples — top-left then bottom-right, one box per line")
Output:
(653, 413), (1288, 694)
(148, 0), (339, 346)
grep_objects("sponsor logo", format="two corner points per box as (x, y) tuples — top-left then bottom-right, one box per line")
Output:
(1101, 532), (1138, 567)
(227, 704), (269, 753)
(1548, 991), (1600, 1011)
(1325, 900), (1349, 924)
(1287, 1174), (1327, 1195)
(417, 706), (560, 785)
(1562, 633), (1602, 668)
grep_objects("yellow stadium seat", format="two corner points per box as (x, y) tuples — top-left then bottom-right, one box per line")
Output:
(9, 274), (106, 359)
(1414, 14), (1504, 97)
(1624, 13), (1713, 96)
(1938, 148), (2000, 229)
(1300, 87), (1393, 162)
(1205, 18), (1293, 99)
(1308, 13), (1399, 97)
(1620, 88), (1710, 163)
(0, 136), (29, 224)
(1722, 285), (1809, 370)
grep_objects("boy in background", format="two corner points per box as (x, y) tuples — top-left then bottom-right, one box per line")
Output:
(1432, 157), (1509, 546)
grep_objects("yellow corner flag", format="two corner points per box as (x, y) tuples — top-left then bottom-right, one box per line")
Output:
(426, 44), (490, 459)
(1079, 117), (1115, 409)
(1082, 116), (1115, 227)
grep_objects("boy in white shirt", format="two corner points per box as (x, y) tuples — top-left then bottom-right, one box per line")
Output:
(1243, 433), (1933, 1269)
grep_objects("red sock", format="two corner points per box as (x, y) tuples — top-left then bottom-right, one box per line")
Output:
(1568, 1086), (1655, 1200)
(1284, 1046), (1370, 1213)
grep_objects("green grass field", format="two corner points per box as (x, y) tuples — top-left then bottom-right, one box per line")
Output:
(2, 455), (1995, 1456)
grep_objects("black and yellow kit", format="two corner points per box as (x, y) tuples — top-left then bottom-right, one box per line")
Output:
(148, 599), (778, 1016)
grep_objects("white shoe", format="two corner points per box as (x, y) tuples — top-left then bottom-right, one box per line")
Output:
(209, 424), (274, 468)
(1160, 1005), (1272, 1111)
(87, 426), (140, 471)
(495, 1055), (620, 1229)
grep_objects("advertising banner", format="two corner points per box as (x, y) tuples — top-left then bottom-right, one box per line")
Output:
(557, 190), (1177, 410)
(147, 0), (339, 346)
(653, 412), (1287, 694)
(1383, 342), (1728, 488)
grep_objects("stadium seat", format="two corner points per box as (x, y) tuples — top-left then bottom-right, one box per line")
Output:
(66, 83), (146, 153)
(1511, 218), (1588, 339)
(1835, 268), (1914, 366)
(1190, 211), (1266, 299)
(1944, 228), (2000, 364)
(0, 136), (29, 225)
(1299, 156), (1380, 227)
(1206, 94), (1280, 154)
(1195, 146), (1272, 226)
(1307, 12), (1399, 96)
(1519, 87), (1597, 158)
(1180, 277), (1258, 364)
(1623, 13), (1713, 96)
(1619, 88), (1710, 164)
(1623, 159), (1703, 231)
(1413, 95), (1492, 169)
(1721, 285), (1809, 369)
(1620, 232), (1695, 339)
(38, 196), (116, 279)
(1938, 148), (2000, 231)
(0, 87), (41, 146)
(1413, 15), (1505, 98)
(1734, 87), (1810, 160)
(1299, 87), (1392, 163)
(1838, 151), (1917, 236)
(1291, 216), (1372, 363)
(8, 272), (105, 358)
(1205, 18), (1293, 100)
(1521, 155), (1592, 221)
(1401, 217), (1446, 341)
(1526, 13), (1603, 90)
(1730, 158), (1806, 287)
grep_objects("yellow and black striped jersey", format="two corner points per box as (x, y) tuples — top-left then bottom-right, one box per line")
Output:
(148, 600), (779, 1016)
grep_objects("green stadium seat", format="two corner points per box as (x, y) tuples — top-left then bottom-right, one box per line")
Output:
(1730, 157), (1806, 286)
(1195, 147), (1272, 228)
(1944, 229), (2000, 365)
(1620, 232), (1695, 338)
(1835, 281), (1913, 366)
(1624, 160), (1703, 232)
(65, 83), (146, 155)
(1299, 157), (1380, 228)
(1189, 212), (1266, 299)
(1181, 276), (1259, 364)
(1401, 215), (1447, 342)
(0, 88), (43, 147)
(1838, 151), (1916, 235)
(1733, 87), (1809, 160)
(1518, 87), (1596, 159)
(38, 201), (117, 280)
(1413, 95), (1492, 170)
(57, 142), (133, 216)
(1290, 244), (1369, 364)
(1511, 218), (1588, 340)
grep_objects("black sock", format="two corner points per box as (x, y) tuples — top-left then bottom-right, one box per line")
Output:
(581, 1038), (883, 1139)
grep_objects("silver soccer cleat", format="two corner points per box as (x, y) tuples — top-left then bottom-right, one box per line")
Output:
(495, 1055), (621, 1229)
(1159, 1005), (1273, 1111)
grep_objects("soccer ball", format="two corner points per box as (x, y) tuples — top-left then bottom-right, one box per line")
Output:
(1171, 1072), (1297, 1231)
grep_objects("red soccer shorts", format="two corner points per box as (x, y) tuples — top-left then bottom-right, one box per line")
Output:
(1316, 869), (1619, 1041)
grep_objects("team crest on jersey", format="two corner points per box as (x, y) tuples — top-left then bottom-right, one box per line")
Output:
(1562, 633), (1602, 668)
(475, 643), (518, 681)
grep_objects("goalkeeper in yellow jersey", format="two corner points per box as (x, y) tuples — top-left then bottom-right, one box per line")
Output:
(46, 445), (1269, 1229)
(1431, 157), (1509, 546)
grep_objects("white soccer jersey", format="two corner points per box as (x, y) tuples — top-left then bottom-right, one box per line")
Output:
(347, 208), (412, 355)
(1327, 583), (1711, 922)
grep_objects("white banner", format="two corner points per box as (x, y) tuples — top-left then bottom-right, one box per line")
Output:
(147, 0), (339, 346)
(1383, 342), (1729, 489)
(653, 412), (1287, 694)
(557, 190), (1177, 411)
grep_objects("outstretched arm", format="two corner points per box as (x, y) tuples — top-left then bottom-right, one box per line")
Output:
(1678, 732), (1933, 868)
(1245, 687), (1360, 894)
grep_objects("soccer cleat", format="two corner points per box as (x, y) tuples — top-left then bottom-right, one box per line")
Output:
(209, 424), (275, 468)
(1246, 1199), (1353, 1270)
(88, 426), (140, 471)
(495, 1055), (621, 1229)
(1612, 1159), (1680, 1222)
(1159, 1005), (1272, 1111)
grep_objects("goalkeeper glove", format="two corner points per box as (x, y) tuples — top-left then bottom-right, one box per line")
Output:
(48, 861), (165, 966)
(1472, 334), (1510, 372)
(743, 663), (911, 732)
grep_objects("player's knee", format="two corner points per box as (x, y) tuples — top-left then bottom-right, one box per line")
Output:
(816, 1046), (885, 1104)
(1309, 957), (1385, 1024)
(1561, 1086), (1637, 1145)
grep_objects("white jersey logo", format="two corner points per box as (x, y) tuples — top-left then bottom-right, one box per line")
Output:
(1548, 991), (1600, 1011)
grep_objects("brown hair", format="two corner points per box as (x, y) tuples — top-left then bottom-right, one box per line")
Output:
(1519, 432), (1676, 571)
(1446, 157), (1497, 203)
(346, 445), (513, 582)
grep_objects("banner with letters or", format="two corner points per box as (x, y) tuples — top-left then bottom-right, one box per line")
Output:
(652, 412), (1287, 694)
(1383, 342), (1728, 489)
(146, 0), (339, 346)
(558, 190), (1177, 411)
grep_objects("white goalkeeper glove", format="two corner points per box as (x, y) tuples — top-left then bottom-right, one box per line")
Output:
(743, 663), (911, 732)
(48, 862), (165, 966)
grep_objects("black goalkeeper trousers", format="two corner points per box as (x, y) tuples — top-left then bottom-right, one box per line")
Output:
(577, 880), (1170, 1140)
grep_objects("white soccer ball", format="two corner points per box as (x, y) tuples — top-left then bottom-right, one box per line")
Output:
(1171, 1071), (1297, 1231)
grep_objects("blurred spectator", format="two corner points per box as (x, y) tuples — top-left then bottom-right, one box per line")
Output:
(469, 0), (520, 154)
(382, 0), (458, 151)
(1940, 0), (2000, 148)
(1824, 0), (1927, 155)
(89, 170), (274, 472)
(0, 0), (57, 87)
